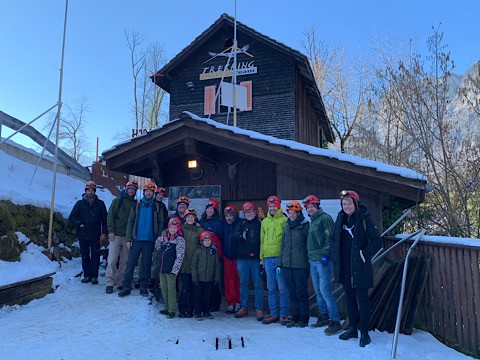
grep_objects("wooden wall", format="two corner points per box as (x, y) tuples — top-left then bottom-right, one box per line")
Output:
(160, 148), (276, 205)
(167, 25), (314, 143)
(295, 70), (323, 147)
(383, 237), (480, 358)
(276, 164), (383, 227)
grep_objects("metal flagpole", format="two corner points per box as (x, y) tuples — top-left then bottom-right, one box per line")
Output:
(233, 0), (238, 127)
(47, 0), (69, 255)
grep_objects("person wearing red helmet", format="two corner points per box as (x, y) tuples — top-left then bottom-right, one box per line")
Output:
(156, 217), (186, 318)
(69, 181), (108, 285)
(303, 194), (342, 334)
(171, 195), (190, 222)
(233, 201), (264, 321)
(278, 201), (310, 328)
(177, 208), (203, 318)
(260, 195), (289, 325)
(105, 180), (138, 294)
(119, 181), (165, 298)
(222, 205), (241, 314)
(191, 231), (221, 320)
(199, 199), (223, 312)
(334, 190), (382, 347)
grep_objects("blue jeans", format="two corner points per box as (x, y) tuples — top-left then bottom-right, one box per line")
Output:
(309, 260), (340, 321)
(264, 257), (289, 317)
(237, 259), (264, 311)
(123, 241), (154, 290)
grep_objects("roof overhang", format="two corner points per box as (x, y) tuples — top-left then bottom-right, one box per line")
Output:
(103, 113), (426, 207)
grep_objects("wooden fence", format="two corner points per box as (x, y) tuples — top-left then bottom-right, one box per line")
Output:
(383, 236), (480, 358)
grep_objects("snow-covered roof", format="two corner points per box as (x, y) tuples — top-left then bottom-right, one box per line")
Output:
(183, 112), (426, 181)
(106, 111), (426, 182)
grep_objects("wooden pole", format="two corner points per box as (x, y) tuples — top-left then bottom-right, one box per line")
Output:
(47, 0), (69, 255)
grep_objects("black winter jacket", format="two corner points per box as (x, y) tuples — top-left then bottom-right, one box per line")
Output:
(221, 218), (240, 260)
(233, 216), (261, 260)
(332, 205), (382, 288)
(69, 194), (108, 241)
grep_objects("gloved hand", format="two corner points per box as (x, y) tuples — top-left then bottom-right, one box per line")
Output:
(321, 254), (329, 267)
(210, 245), (217, 255)
(193, 280), (199, 287)
(276, 267), (282, 276)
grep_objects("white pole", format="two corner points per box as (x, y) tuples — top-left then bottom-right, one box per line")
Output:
(47, 0), (69, 255)
(233, 0), (238, 127)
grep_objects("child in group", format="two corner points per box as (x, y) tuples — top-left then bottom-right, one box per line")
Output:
(156, 217), (186, 318)
(191, 230), (221, 320)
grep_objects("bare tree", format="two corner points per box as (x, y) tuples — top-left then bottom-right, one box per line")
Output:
(42, 96), (92, 162)
(373, 27), (480, 237)
(125, 30), (167, 134)
(459, 61), (480, 115)
(301, 28), (375, 152)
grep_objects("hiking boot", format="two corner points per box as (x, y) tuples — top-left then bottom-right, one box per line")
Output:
(91, 277), (98, 284)
(234, 303), (241, 312)
(195, 313), (203, 321)
(118, 288), (131, 297)
(262, 315), (279, 324)
(286, 320), (297, 328)
(339, 327), (358, 340)
(81, 277), (91, 284)
(140, 288), (148, 297)
(280, 316), (290, 325)
(310, 313), (329, 328)
(256, 310), (265, 321)
(324, 320), (342, 335)
(359, 331), (371, 347)
(160, 309), (170, 315)
(295, 321), (308, 328)
(185, 313), (193, 318)
(204, 312), (213, 319)
(234, 308), (248, 318)
(226, 305), (235, 314)
(166, 312), (175, 319)
(105, 286), (114, 294)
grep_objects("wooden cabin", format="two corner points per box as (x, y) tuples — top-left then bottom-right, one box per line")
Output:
(153, 13), (334, 148)
(102, 113), (426, 226)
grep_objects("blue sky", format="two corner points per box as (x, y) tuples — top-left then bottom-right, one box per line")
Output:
(1, 0), (478, 161)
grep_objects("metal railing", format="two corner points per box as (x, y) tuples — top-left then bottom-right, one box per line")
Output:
(391, 229), (426, 360)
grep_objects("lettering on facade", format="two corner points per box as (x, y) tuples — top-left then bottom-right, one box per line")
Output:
(199, 44), (257, 81)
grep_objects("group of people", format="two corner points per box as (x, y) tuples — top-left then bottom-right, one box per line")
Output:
(69, 180), (382, 347)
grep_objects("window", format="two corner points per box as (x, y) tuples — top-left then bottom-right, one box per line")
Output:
(204, 81), (253, 115)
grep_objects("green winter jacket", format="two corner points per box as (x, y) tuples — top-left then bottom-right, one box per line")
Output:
(179, 223), (203, 274)
(307, 208), (335, 260)
(260, 209), (287, 260)
(191, 245), (221, 283)
(278, 219), (310, 269)
(107, 193), (136, 236)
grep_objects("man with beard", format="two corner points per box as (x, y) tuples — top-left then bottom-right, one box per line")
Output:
(69, 181), (108, 285)
(119, 181), (165, 297)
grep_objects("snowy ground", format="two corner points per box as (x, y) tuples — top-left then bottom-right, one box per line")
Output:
(0, 242), (473, 360)
(0, 142), (475, 359)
